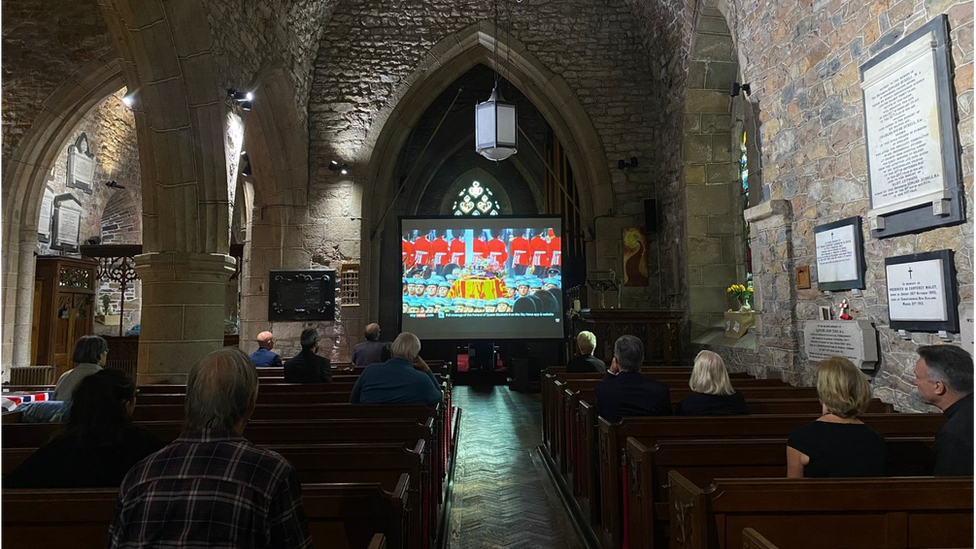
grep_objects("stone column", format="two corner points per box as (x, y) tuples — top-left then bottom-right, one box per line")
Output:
(743, 200), (799, 382)
(135, 252), (236, 384)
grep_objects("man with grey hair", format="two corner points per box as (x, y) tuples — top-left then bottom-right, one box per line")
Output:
(108, 348), (314, 548)
(350, 332), (442, 405)
(567, 330), (606, 373)
(352, 322), (386, 367)
(593, 335), (671, 422)
(914, 344), (973, 476)
(284, 328), (333, 383)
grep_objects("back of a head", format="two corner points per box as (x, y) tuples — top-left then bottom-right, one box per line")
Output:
(689, 350), (734, 395)
(300, 328), (320, 352)
(380, 343), (393, 362)
(185, 348), (259, 430)
(391, 332), (421, 362)
(256, 331), (274, 349)
(816, 357), (871, 418)
(66, 369), (135, 447)
(613, 335), (644, 372)
(72, 335), (108, 364)
(918, 344), (974, 395)
(577, 331), (597, 355)
(364, 323), (381, 342)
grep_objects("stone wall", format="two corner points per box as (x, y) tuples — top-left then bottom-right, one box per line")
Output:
(718, 0), (974, 410)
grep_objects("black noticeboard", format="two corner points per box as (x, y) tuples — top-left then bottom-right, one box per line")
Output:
(268, 270), (336, 321)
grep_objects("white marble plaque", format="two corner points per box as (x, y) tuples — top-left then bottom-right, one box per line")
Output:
(804, 320), (880, 370)
(863, 31), (946, 216)
(67, 134), (95, 194)
(960, 303), (973, 357)
(53, 195), (83, 249)
(886, 258), (948, 322)
(816, 223), (858, 283)
(38, 187), (55, 241)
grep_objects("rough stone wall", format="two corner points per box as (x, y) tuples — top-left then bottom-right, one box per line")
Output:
(201, 0), (335, 126)
(1, 0), (112, 169)
(37, 90), (139, 256)
(309, 0), (682, 341)
(723, 0), (974, 410)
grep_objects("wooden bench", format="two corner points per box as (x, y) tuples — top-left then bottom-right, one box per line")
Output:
(668, 471), (974, 549)
(742, 528), (778, 549)
(597, 413), (947, 549)
(625, 436), (937, 549)
(2, 475), (411, 549)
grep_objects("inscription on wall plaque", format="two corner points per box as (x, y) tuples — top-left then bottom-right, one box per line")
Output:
(814, 216), (865, 291)
(52, 193), (83, 251)
(268, 270), (336, 321)
(860, 16), (964, 238)
(885, 249), (958, 333)
(66, 133), (95, 195)
(803, 320), (880, 370)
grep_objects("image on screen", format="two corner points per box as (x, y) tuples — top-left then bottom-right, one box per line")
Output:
(400, 216), (564, 340)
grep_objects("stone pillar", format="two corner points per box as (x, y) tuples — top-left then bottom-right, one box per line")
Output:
(135, 252), (236, 384)
(6, 228), (39, 368)
(743, 200), (799, 382)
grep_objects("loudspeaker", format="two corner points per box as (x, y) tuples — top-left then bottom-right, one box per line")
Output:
(644, 199), (657, 233)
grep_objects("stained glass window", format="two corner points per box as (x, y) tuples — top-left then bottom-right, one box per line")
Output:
(451, 181), (499, 216)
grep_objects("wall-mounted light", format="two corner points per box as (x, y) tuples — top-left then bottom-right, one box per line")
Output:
(328, 160), (349, 175)
(121, 94), (134, 108)
(729, 82), (752, 97)
(242, 162), (252, 178)
(105, 180), (126, 190)
(618, 157), (638, 170)
(227, 89), (253, 102)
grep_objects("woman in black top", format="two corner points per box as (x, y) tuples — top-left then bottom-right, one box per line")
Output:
(4, 369), (164, 488)
(675, 350), (749, 415)
(786, 357), (886, 478)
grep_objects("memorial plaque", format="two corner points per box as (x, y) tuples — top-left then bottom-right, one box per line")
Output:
(803, 320), (880, 370)
(268, 270), (336, 321)
(66, 133), (95, 195)
(860, 15), (964, 238)
(52, 194), (83, 251)
(38, 186), (55, 243)
(885, 249), (958, 332)
(960, 303), (973, 357)
(814, 216), (865, 291)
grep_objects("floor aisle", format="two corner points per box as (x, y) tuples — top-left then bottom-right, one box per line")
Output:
(447, 385), (582, 549)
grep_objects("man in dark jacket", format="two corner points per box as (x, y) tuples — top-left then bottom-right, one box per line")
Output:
(352, 323), (386, 366)
(914, 344), (973, 476)
(283, 329), (332, 384)
(566, 330), (606, 373)
(593, 335), (671, 423)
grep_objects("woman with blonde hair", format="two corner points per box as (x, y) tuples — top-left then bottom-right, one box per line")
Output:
(675, 350), (749, 415)
(786, 357), (886, 478)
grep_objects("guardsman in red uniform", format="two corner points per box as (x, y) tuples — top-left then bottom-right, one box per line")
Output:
(487, 231), (509, 268)
(402, 233), (415, 270)
(430, 230), (450, 273)
(413, 231), (431, 267)
(510, 229), (532, 275)
(449, 232), (466, 266)
(530, 228), (551, 276)
(547, 229), (561, 268)
(473, 230), (490, 261)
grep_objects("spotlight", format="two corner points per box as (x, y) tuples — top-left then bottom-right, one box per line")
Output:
(121, 94), (134, 107)
(242, 162), (252, 178)
(240, 150), (247, 157)
(241, 100), (252, 112)
(730, 82), (752, 97)
(617, 157), (638, 170)
(328, 160), (349, 176)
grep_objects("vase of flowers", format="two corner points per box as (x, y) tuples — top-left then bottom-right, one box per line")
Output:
(727, 283), (753, 312)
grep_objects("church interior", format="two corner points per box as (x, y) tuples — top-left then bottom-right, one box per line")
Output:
(1, 0), (974, 547)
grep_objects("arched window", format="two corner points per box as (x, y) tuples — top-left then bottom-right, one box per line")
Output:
(451, 181), (500, 216)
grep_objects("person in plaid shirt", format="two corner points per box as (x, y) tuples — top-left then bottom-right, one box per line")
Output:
(107, 348), (314, 548)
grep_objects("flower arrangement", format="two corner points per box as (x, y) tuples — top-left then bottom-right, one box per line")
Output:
(726, 283), (753, 310)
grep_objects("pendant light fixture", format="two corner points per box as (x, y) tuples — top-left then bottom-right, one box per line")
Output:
(475, 0), (517, 162)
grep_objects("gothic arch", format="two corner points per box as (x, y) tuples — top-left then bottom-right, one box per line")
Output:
(437, 168), (515, 216)
(358, 22), (613, 317)
(1, 54), (125, 365)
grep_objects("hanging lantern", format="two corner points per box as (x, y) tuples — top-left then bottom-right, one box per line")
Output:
(475, 84), (517, 161)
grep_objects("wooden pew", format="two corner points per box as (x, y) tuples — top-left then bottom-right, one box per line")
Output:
(132, 402), (440, 423)
(625, 436), (937, 549)
(668, 471), (974, 549)
(2, 475), (411, 549)
(742, 528), (779, 549)
(597, 413), (946, 549)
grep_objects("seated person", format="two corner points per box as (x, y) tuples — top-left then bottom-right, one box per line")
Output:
(249, 331), (282, 367)
(566, 331), (606, 373)
(675, 350), (749, 415)
(787, 357), (886, 478)
(914, 344), (973, 476)
(352, 323), (387, 366)
(5, 369), (164, 488)
(350, 332), (442, 405)
(283, 328), (332, 383)
(593, 335), (671, 423)
(53, 335), (108, 402)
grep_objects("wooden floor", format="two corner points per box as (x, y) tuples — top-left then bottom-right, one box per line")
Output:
(448, 385), (582, 549)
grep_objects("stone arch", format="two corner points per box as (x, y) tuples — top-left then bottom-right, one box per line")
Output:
(681, 0), (748, 338)
(357, 22), (614, 318)
(437, 168), (515, 216)
(1, 54), (124, 366)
